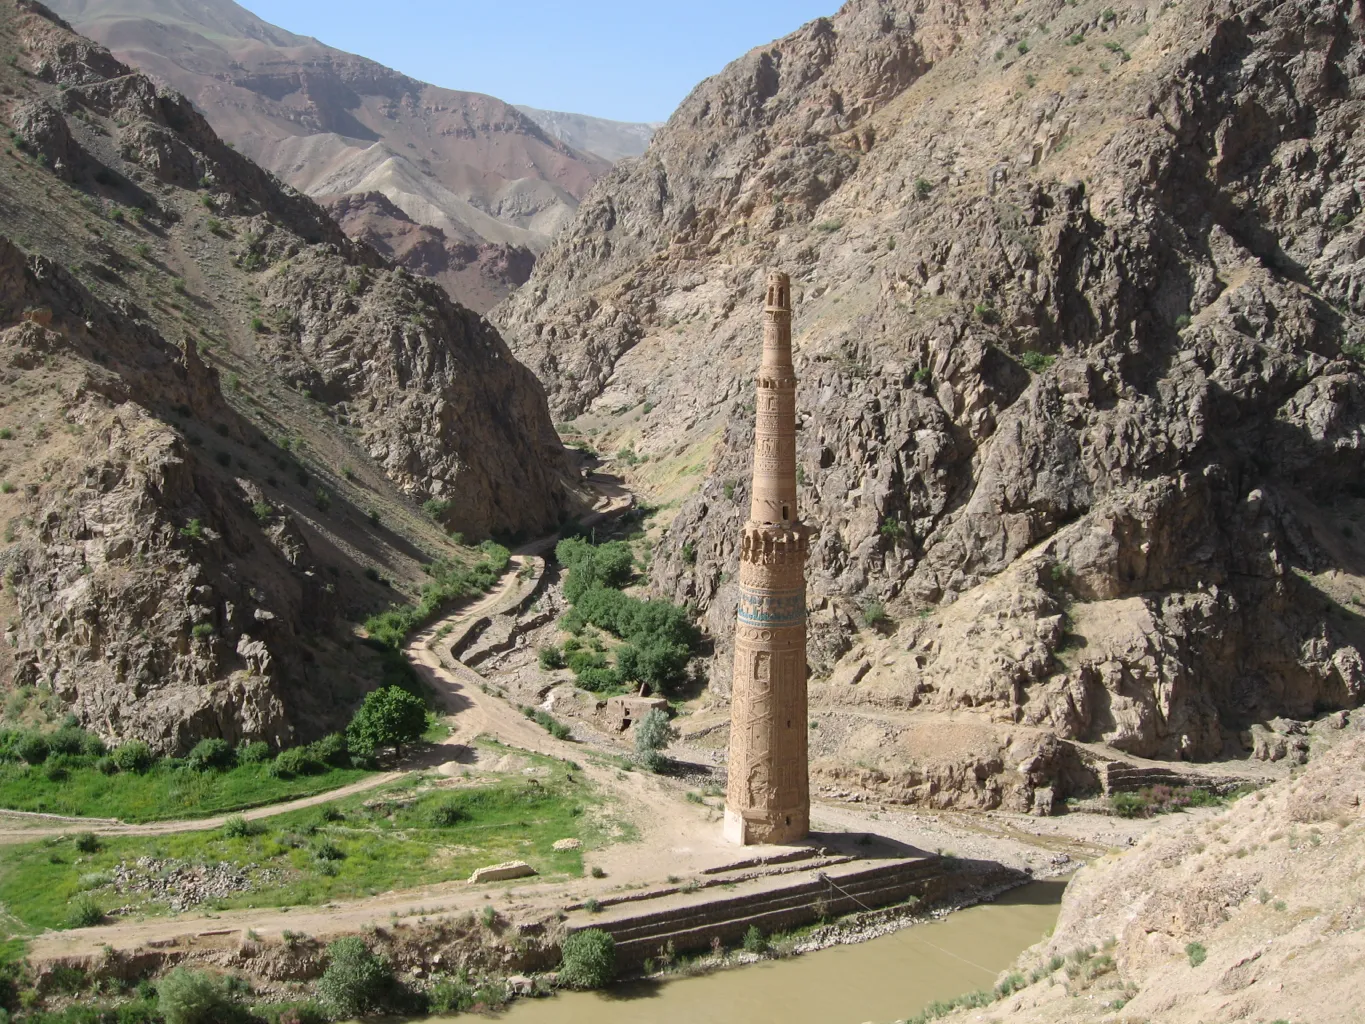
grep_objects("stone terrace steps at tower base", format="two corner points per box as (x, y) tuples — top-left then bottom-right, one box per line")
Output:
(566, 853), (999, 968)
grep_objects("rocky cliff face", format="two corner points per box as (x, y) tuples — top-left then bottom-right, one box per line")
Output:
(0, 0), (571, 750)
(514, 106), (660, 163)
(323, 192), (535, 314)
(497, 0), (1365, 804)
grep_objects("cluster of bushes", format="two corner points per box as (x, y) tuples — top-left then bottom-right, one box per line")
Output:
(0, 721), (365, 784)
(364, 541), (510, 649)
(1109, 784), (1225, 818)
(549, 538), (698, 694)
(0, 926), (586, 1022)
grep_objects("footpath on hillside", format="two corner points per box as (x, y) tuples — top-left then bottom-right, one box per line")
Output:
(0, 480), (634, 843)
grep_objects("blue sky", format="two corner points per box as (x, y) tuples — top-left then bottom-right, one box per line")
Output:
(239, 0), (836, 123)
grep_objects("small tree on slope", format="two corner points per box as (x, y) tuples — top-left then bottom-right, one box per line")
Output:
(346, 686), (427, 761)
(634, 707), (675, 773)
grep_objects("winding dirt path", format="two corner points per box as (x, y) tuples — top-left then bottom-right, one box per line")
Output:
(23, 485), (767, 960)
(0, 483), (634, 844)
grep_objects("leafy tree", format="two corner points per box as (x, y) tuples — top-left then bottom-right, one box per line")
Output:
(316, 937), (394, 1018)
(346, 686), (427, 759)
(634, 708), (675, 773)
(556, 538), (634, 601)
(558, 929), (616, 989)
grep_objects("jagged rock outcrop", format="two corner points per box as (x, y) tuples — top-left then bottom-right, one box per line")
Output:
(497, 0), (1365, 796)
(0, 241), (304, 751)
(0, 0), (572, 750)
(323, 192), (535, 313)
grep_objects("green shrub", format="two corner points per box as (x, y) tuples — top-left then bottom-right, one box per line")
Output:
(73, 832), (100, 854)
(1186, 941), (1207, 966)
(427, 974), (475, 1013)
(915, 177), (934, 199)
(157, 967), (252, 1024)
(426, 799), (468, 828)
(308, 733), (350, 767)
(191, 623), (214, 640)
(179, 519), (204, 540)
(531, 709), (572, 741)
(742, 924), (768, 953)
(94, 755), (117, 775)
(363, 543), (510, 648)
(559, 929), (616, 989)
(270, 746), (324, 778)
(49, 728), (88, 756)
(312, 840), (345, 862)
(221, 815), (262, 839)
(17, 732), (49, 764)
(316, 937), (394, 1018)
(634, 708), (674, 773)
(186, 738), (235, 772)
(111, 740), (154, 774)
(862, 600), (889, 627)
(1110, 792), (1147, 818)
(538, 645), (566, 670)
(237, 741), (271, 764)
(996, 971), (1027, 997)
(1019, 350), (1055, 373)
(65, 894), (103, 928)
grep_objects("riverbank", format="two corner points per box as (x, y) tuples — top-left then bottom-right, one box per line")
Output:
(439, 878), (1068, 1024)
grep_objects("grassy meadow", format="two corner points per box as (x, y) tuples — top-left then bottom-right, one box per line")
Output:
(0, 761), (373, 823)
(0, 746), (605, 935)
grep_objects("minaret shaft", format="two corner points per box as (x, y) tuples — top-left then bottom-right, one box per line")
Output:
(724, 271), (810, 846)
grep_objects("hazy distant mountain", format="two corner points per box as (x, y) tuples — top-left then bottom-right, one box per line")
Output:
(44, 0), (626, 307)
(516, 106), (659, 163)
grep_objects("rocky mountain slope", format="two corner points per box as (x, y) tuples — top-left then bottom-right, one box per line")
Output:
(497, 0), (1365, 806)
(515, 105), (660, 163)
(42, 0), (620, 308)
(950, 725), (1365, 1024)
(0, 0), (573, 751)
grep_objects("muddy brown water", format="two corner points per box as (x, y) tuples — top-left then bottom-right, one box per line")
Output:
(426, 879), (1067, 1024)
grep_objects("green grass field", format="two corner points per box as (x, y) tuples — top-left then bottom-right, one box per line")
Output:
(0, 747), (605, 935)
(0, 761), (373, 823)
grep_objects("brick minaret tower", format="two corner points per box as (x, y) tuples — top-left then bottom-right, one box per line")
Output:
(724, 271), (810, 846)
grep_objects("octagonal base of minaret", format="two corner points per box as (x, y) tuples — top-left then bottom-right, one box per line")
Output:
(723, 806), (810, 846)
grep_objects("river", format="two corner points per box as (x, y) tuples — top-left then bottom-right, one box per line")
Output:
(427, 878), (1066, 1024)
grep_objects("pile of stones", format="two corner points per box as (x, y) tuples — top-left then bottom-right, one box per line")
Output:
(105, 857), (277, 912)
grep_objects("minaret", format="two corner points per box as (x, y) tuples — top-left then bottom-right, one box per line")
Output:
(724, 271), (810, 846)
